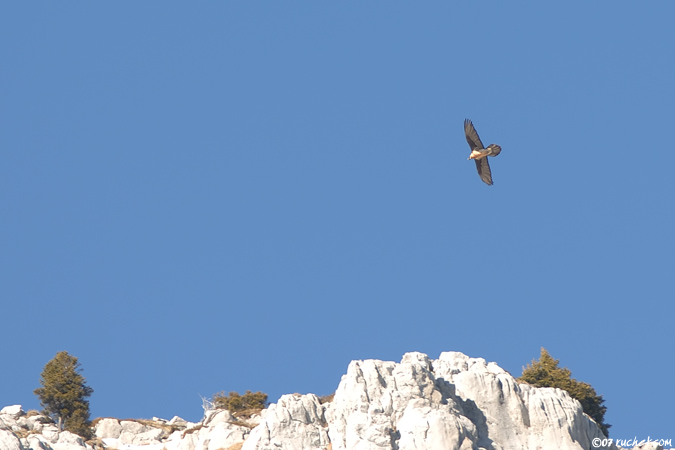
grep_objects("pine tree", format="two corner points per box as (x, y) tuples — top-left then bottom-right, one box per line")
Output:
(518, 348), (610, 436)
(34, 351), (94, 439)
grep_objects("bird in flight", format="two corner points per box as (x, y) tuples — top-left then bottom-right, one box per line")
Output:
(464, 119), (501, 185)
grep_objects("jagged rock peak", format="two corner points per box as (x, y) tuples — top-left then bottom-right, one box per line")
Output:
(318, 351), (613, 450)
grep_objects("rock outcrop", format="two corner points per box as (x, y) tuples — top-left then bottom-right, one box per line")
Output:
(2, 351), (664, 450)
(242, 393), (330, 450)
(326, 351), (616, 450)
(0, 406), (92, 450)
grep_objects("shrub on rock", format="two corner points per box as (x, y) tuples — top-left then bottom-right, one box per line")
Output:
(213, 391), (268, 417)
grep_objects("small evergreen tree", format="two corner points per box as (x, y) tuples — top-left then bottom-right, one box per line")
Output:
(518, 348), (610, 436)
(34, 351), (94, 439)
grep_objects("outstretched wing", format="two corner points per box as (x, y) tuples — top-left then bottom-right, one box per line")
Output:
(475, 157), (493, 185)
(464, 119), (484, 150)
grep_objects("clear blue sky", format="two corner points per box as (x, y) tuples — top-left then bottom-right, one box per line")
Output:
(2, 1), (673, 440)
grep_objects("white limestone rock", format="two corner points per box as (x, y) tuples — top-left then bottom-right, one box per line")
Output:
(202, 409), (233, 427)
(0, 429), (23, 450)
(323, 351), (617, 450)
(201, 421), (250, 450)
(433, 351), (614, 450)
(118, 420), (165, 445)
(242, 394), (330, 450)
(0, 406), (24, 433)
(1, 405), (24, 419)
(167, 429), (199, 450)
(327, 352), (478, 450)
(0, 416), (17, 432)
(52, 431), (88, 450)
(25, 433), (53, 450)
(168, 416), (189, 427)
(26, 415), (51, 433)
(94, 418), (122, 439)
(22, 428), (91, 450)
(112, 412), (249, 450)
(41, 425), (60, 444)
(119, 420), (147, 435)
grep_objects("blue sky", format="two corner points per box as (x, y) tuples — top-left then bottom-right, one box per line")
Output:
(2, 1), (673, 440)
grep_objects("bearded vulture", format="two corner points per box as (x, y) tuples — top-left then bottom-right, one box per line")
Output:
(464, 119), (502, 185)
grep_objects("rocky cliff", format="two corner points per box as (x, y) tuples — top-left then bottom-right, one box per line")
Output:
(0, 351), (662, 450)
